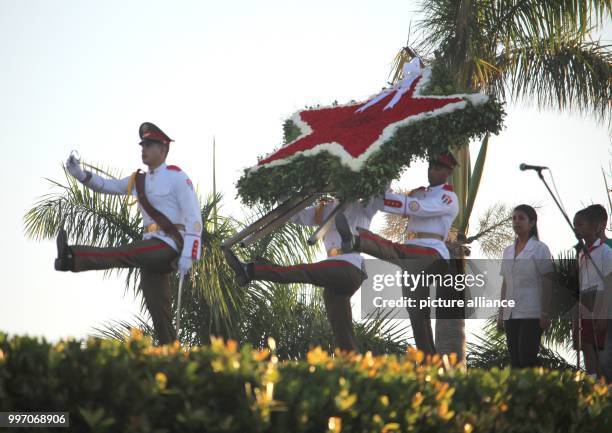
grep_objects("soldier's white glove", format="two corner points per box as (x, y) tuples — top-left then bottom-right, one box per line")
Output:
(178, 256), (193, 276)
(66, 154), (87, 182)
(179, 234), (200, 276)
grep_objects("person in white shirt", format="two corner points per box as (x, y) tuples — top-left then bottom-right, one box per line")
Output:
(497, 205), (554, 368)
(336, 154), (460, 354)
(586, 204), (612, 382)
(56, 122), (203, 345)
(572, 207), (612, 376)
(224, 198), (380, 352)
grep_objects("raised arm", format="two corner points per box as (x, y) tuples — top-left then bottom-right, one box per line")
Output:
(65, 154), (131, 195)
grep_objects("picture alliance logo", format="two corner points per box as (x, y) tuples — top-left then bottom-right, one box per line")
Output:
(371, 270), (487, 292)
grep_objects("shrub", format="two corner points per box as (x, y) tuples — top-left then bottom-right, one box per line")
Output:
(1, 331), (610, 433)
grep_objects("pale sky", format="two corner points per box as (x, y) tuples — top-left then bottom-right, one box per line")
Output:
(1, 0), (610, 344)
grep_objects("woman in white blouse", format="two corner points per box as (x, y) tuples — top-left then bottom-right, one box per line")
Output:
(497, 205), (554, 368)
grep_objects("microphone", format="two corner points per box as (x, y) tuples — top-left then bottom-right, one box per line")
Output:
(520, 163), (548, 172)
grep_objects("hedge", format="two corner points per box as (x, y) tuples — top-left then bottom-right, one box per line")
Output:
(1, 331), (610, 433)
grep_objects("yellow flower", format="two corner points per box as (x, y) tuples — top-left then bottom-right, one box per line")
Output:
(267, 337), (277, 351)
(382, 423), (400, 433)
(464, 423), (474, 433)
(252, 348), (271, 362)
(307, 347), (329, 365)
(335, 391), (357, 411)
(407, 348), (424, 364)
(412, 392), (424, 407)
(155, 372), (167, 390)
(210, 336), (225, 352)
(328, 416), (342, 433)
(593, 384), (609, 397)
(438, 402), (454, 420)
(379, 395), (390, 407)
(226, 339), (238, 353)
(130, 328), (143, 341)
(361, 351), (375, 369)
(266, 381), (274, 400)
(211, 359), (224, 373)
(435, 382), (450, 401)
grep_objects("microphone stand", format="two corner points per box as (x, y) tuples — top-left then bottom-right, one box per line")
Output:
(527, 167), (606, 371)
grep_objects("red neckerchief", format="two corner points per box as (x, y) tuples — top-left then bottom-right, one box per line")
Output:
(580, 239), (602, 262)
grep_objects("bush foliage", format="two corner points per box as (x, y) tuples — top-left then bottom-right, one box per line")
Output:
(1, 332), (610, 433)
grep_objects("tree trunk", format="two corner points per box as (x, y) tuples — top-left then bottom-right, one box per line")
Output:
(433, 0), (477, 364)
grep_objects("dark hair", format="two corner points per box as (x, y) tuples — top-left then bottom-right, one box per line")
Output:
(586, 204), (608, 224)
(575, 207), (601, 226)
(513, 204), (539, 239)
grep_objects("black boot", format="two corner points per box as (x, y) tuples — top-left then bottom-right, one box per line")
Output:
(54, 228), (73, 271)
(335, 213), (357, 253)
(222, 247), (251, 287)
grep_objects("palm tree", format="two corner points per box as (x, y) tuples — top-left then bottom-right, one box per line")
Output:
(397, 0), (611, 361)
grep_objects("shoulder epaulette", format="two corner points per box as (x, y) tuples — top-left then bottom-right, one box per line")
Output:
(166, 165), (182, 172)
(442, 184), (454, 191)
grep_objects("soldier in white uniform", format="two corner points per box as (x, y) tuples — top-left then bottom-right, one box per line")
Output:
(55, 122), (202, 345)
(224, 198), (381, 352)
(336, 154), (459, 354)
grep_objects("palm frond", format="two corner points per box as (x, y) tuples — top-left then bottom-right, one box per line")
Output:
(467, 202), (515, 258)
(543, 250), (580, 350)
(416, 1), (612, 122)
(91, 316), (155, 342)
(24, 164), (143, 291)
(460, 134), (489, 234)
(379, 188), (412, 243)
(467, 319), (577, 370)
(485, 0), (611, 42)
(24, 165), (141, 245)
(355, 309), (412, 354)
(495, 31), (611, 122)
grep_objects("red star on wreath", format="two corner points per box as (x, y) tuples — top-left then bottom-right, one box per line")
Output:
(255, 63), (485, 171)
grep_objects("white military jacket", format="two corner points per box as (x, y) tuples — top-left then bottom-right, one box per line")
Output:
(291, 199), (380, 269)
(84, 162), (203, 260)
(578, 239), (612, 319)
(382, 184), (459, 259)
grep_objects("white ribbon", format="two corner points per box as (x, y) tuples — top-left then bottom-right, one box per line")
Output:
(356, 57), (422, 113)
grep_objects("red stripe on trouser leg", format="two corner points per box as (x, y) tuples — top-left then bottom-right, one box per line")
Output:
(71, 239), (178, 273)
(359, 231), (438, 256)
(74, 242), (169, 257)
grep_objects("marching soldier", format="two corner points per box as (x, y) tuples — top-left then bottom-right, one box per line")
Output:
(56, 122), (202, 345)
(336, 154), (459, 354)
(224, 199), (381, 352)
